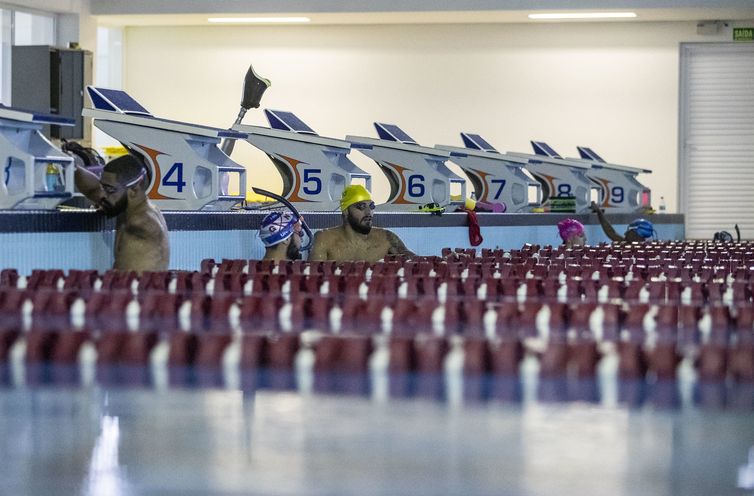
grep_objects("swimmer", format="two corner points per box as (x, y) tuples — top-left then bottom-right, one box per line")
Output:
(260, 211), (303, 261)
(73, 154), (169, 272)
(309, 185), (415, 262)
(591, 201), (655, 242)
(557, 218), (587, 248)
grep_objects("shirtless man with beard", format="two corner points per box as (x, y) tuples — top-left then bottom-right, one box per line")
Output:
(74, 154), (169, 272)
(309, 185), (414, 262)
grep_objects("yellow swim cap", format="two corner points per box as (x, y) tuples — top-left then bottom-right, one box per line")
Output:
(340, 184), (372, 211)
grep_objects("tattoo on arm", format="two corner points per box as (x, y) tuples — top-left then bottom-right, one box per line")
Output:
(386, 231), (415, 256)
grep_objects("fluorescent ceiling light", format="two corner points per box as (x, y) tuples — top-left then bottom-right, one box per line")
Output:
(528, 12), (637, 20)
(208, 17), (311, 23)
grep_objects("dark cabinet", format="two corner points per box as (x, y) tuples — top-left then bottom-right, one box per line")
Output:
(11, 45), (92, 141)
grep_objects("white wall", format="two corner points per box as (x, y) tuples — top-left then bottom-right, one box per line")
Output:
(8, 0), (97, 49)
(120, 21), (733, 210)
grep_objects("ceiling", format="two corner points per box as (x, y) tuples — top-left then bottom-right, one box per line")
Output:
(90, 0), (754, 26)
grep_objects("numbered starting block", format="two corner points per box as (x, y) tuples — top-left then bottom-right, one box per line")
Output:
(507, 141), (596, 214)
(437, 133), (542, 213)
(234, 110), (371, 211)
(0, 105), (74, 209)
(83, 87), (248, 210)
(572, 146), (652, 213)
(346, 123), (466, 211)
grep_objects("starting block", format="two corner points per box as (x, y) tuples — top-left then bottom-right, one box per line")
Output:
(573, 146), (652, 213)
(437, 133), (542, 213)
(347, 123), (466, 211)
(83, 87), (248, 211)
(508, 141), (596, 213)
(0, 105), (74, 209)
(235, 109), (371, 211)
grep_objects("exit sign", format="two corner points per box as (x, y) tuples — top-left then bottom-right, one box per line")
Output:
(733, 27), (754, 41)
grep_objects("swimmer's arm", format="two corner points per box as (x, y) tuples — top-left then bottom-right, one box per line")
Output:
(308, 231), (329, 261)
(386, 230), (415, 257)
(591, 202), (624, 242)
(73, 163), (105, 205)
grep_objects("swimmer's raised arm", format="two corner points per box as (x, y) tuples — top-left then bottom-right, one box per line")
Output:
(591, 201), (624, 242)
(73, 161), (105, 206)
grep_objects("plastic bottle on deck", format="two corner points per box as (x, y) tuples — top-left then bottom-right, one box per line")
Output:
(45, 163), (63, 192)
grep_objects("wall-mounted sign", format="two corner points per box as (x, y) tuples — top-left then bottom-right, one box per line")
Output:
(733, 27), (754, 42)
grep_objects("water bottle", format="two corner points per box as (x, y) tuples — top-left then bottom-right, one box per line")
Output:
(45, 163), (62, 192)
(659, 196), (666, 212)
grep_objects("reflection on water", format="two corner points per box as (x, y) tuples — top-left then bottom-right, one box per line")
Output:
(0, 387), (751, 496)
(84, 415), (128, 496)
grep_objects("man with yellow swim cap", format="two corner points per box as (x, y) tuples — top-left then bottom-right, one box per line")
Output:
(309, 184), (415, 262)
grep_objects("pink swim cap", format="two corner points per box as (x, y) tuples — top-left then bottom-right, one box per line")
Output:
(557, 218), (585, 242)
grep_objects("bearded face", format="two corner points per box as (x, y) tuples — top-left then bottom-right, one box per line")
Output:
(99, 191), (128, 218)
(346, 201), (374, 234)
(98, 171), (131, 218)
